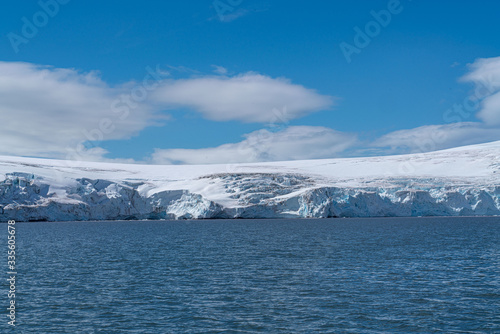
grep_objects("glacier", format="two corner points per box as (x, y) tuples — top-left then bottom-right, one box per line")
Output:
(0, 141), (499, 221)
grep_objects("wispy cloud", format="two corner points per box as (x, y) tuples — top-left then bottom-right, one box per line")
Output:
(371, 122), (500, 155)
(151, 73), (334, 123)
(151, 126), (357, 164)
(211, 65), (228, 75)
(370, 56), (500, 154)
(210, 1), (269, 23)
(219, 8), (250, 22)
(3, 57), (500, 164)
(0, 61), (161, 159)
(0, 61), (334, 160)
(460, 56), (500, 126)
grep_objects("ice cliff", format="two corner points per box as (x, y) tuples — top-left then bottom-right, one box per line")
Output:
(1, 141), (499, 221)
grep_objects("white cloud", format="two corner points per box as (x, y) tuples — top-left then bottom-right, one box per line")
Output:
(4, 57), (500, 164)
(461, 56), (500, 125)
(219, 8), (250, 22)
(369, 56), (500, 155)
(151, 73), (334, 123)
(0, 61), (162, 159)
(211, 2), (269, 23)
(151, 126), (357, 164)
(480, 93), (500, 125)
(371, 122), (500, 154)
(211, 65), (228, 75)
(0, 62), (333, 161)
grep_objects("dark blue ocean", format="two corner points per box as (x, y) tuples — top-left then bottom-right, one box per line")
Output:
(2, 217), (499, 333)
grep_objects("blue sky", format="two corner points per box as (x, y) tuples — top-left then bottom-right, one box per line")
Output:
(1, 0), (500, 163)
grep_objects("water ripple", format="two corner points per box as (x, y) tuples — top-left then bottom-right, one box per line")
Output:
(1, 217), (499, 333)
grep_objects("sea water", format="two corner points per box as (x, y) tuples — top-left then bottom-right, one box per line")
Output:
(1, 217), (499, 333)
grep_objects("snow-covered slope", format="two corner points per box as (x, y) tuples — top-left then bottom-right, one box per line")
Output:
(1, 141), (499, 221)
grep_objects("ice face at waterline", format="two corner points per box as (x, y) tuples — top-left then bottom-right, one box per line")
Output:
(1, 141), (499, 221)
